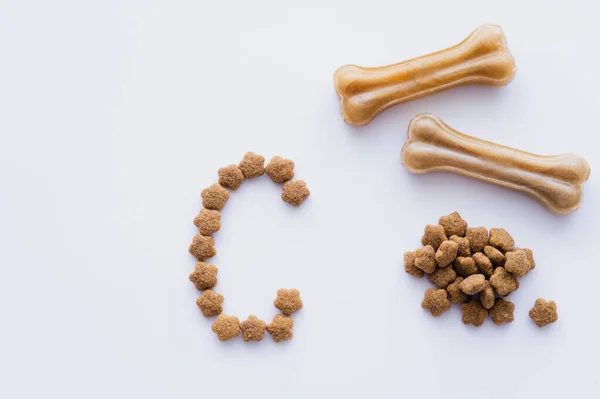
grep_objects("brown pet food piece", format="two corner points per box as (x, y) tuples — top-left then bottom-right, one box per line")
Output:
(267, 314), (294, 342)
(447, 277), (469, 304)
(193, 208), (221, 236)
(274, 288), (303, 316)
(281, 180), (310, 206)
(265, 156), (295, 184)
(196, 290), (224, 317)
(239, 152), (265, 179)
(504, 250), (530, 278)
(428, 267), (457, 288)
(472, 252), (494, 278)
(421, 224), (447, 251)
(529, 298), (558, 327)
(189, 262), (218, 290)
(454, 256), (478, 277)
(421, 288), (451, 317)
(484, 245), (505, 266)
(459, 274), (486, 295)
(439, 212), (467, 237)
(512, 247), (535, 270)
(415, 245), (437, 274)
(201, 184), (230, 210)
(480, 282), (495, 310)
(211, 314), (240, 341)
(189, 234), (217, 261)
(465, 227), (489, 253)
(240, 315), (267, 342)
(489, 228), (514, 253)
(218, 164), (245, 190)
(489, 267), (519, 296)
(489, 298), (514, 325)
(461, 299), (488, 327)
(435, 240), (459, 267)
(450, 235), (471, 257)
(404, 251), (424, 278)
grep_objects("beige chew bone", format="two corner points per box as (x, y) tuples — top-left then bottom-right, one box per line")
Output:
(334, 25), (516, 126)
(401, 114), (591, 215)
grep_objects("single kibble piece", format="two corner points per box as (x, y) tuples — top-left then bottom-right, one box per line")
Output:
(193, 208), (221, 236)
(489, 267), (519, 296)
(189, 262), (218, 290)
(218, 164), (245, 190)
(512, 247), (535, 270)
(504, 250), (530, 278)
(196, 290), (224, 317)
(189, 234), (217, 261)
(421, 288), (451, 317)
(438, 212), (467, 237)
(281, 180), (310, 206)
(480, 282), (495, 309)
(265, 156), (295, 184)
(267, 314), (294, 342)
(461, 299), (488, 327)
(489, 228), (514, 253)
(450, 235), (471, 257)
(415, 245), (436, 274)
(239, 152), (265, 179)
(465, 227), (489, 253)
(489, 298), (514, 325)
(421, 224), (447, 251)
(404, 251), (424, 278)
(454, 256), (478, 277)
(211, 314), (240, 341)
(240, 315), (267, 342)
(529, 298), (558, 327)
(447, 277), (469, 304)
(472, 252), (494, 278)
(428, 267), (457, 288)
(201, 184), (230, 210)
(459, 274), (486, 295)
(435, 240), (459, 267)
(274, 288), (303, 316)
(484, 245), (505, 266)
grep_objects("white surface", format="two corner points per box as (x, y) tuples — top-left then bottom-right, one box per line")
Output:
(1, 1), (599, 398)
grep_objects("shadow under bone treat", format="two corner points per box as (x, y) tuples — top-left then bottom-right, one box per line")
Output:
(401, 114), (591, 215)
(333, 24), (516, 126)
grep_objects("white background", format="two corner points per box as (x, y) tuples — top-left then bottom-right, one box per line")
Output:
(1, 1), (598, 398)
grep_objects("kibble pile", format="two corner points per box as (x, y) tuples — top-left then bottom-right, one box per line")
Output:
(404, 212), (558, 327)
(189, 152), (309, 342)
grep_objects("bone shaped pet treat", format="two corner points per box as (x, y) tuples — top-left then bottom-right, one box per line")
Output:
(334, 24), (516, 126)
(401, 114), (591, 215)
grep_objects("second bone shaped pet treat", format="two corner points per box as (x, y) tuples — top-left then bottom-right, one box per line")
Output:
(401, 114), (590, 215)
(334, 24), (516, 126)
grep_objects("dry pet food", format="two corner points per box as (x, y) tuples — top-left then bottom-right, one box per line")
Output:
(459, 274), (486, 295)
(428, 267), (457, 289)
(189, 234), (217, 261)
(489, 267), (519, 296)
(421, 288), (451, 317)
(439, 212), (467, 237)
(415, 245), (436, 274)
(461, 299), (488, 327)
(401, 114), (591, 214)
(454, 256), (478, 277)
(334, 25), (515, 126)
(504, 250), (530, 278)
(480, 282), (495, 310)
(197, 290), (224, 317)
(193, 209), (221, 236)
(218, 164), (245, 190)
(201, 184), (230, 210)
(484, 245), (505, 266)
(421, 224), (447, 251)
(282, 181), (310, 206)
(472, 252), (494, 278)
(404, 251), (424, 278)
(265, 156), (295, 184)
(447, 277), (469, 304)
(435, 240), (459, 268)
(211, 314), (240, 341)
(189, 262), (218, 290)
(529, 299), (558, 327)
(274, 289), (303, 316)
(450, 235), (471, 257)
(465, 227), (489, 253)
(489, 228), (514, 253)
(239, 152), (265, 179)
(489, 299), (514, 325)
(267, 314), (294, 342)
(240, 315), (268, 342)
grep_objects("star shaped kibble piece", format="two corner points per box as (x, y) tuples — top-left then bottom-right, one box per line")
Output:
(267, 314), (294, 342)
(265, 156), (294, 184)
(438, 212), (467, 237)
(529, 298), (558, 327)
(504, 250), (530, 278)
(282, 180), (310, 206)
(239, 152), (265, 179)
(211, 314), (240, 341)
(201, 184), (230, 210)
(196, 290), (224, 317)
(421, 224), (446, 251)
(189, 262), (218, 290)
(489, 298), (514, 325)
(465, 227), (489, 253)
(240, 315), (267, 342)
(274, 288), (303, 316)
(404, 251), (424, 278)
(218, 164), (245, 190)
(421, 288), (451, 317)
(188, 234), (217, 261)
(415, 245), (436, 273)
(489, 267), (519, 296)
(489, 228), (514, 253)
(193, 209), (221, 236)
(461, 299), (488, 327)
